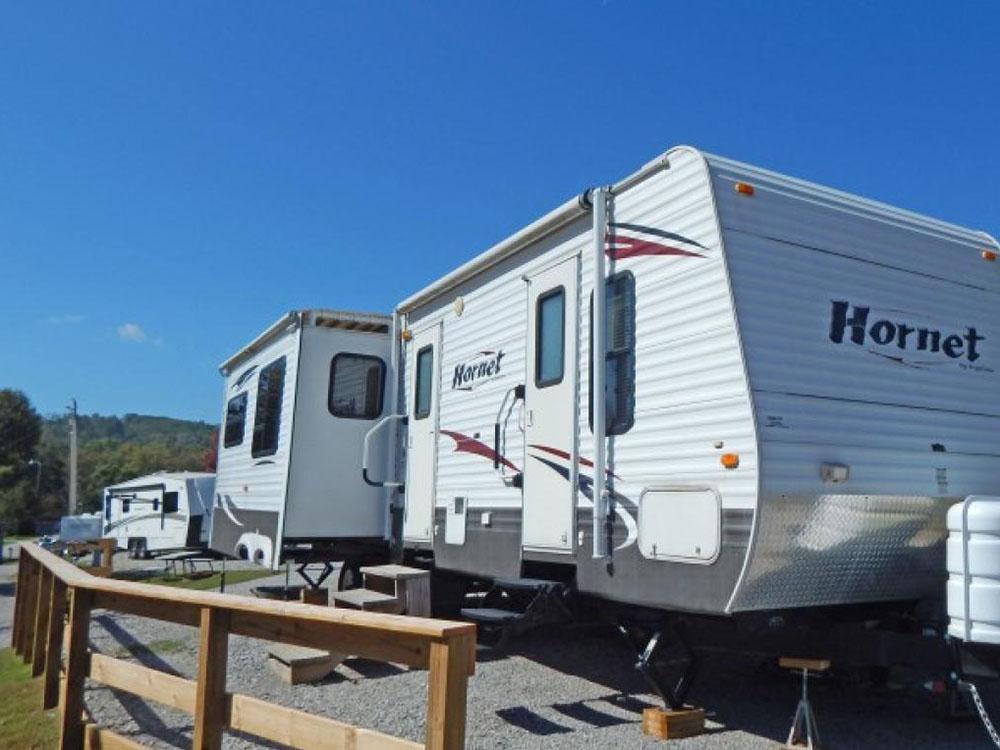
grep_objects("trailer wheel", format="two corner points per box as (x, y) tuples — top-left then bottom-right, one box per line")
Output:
(135, 538), (149, 560)
(431, 570), (469, 618)
(337, 560), (361, 591)
(126, 539), (137, 559)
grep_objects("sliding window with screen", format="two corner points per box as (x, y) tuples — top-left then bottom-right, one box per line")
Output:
(590, 271), (636, 435)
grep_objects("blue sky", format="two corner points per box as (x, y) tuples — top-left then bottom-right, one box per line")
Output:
(1, 2), (998, 424)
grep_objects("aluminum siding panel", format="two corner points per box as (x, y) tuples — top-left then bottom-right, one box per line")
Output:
(709, 155), (1000, 610)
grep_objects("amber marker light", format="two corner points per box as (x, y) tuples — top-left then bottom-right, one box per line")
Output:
(400, 329), (413, 341)
(982, 249), (998, 262)
(721, 453), (740, 469)
(734, 182), (755, 196)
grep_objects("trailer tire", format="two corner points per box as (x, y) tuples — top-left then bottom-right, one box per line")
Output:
(135, 538), (149, 560)
(126, 539), (137, 559)
(337, 560), (361, 591)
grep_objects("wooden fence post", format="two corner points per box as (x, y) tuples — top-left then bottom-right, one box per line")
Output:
(11, 548), (27, 652)
(31, 569), (53, 676)
(20, 559), (40, 664)
(43, 576), (68, 709)
(59, 587), (92, 750)
(425, 634), (474, 750)
(100, 539), (114, 570)
(193, 607), (230, 750)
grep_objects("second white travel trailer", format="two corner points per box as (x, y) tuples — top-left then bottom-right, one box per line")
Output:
(210, 309), (392, 572)
(365, 145), (1000, 639)
(104, 472), (215, 558)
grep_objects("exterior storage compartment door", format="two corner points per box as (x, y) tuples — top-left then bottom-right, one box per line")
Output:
(638, 487), (721, 563)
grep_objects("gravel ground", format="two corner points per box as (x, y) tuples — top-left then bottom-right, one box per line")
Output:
(1, 553), (998, 749)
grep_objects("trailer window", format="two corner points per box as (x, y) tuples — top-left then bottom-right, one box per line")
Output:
(104, 496), (111, 521)
(122, 498), (130, 514)
(535, 287), (565, 388)
(414, 345), (434, 420)
(252, 356), (286, 458)
(329, 353), (386, 420)
(163, 492), (179, 514)
(223, 392), (248, 448)
(590, 271), (636, 435)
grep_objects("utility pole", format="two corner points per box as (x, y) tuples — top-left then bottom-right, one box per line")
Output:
(67, 398), (78, 515)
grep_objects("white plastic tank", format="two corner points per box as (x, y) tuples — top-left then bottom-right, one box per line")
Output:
(947, 496), (1000, 644)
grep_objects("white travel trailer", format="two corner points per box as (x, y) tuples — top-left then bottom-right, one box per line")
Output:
(104, 472), (215, 558)
(210, 309), (392, 571)
(369, 145), (1000, 633)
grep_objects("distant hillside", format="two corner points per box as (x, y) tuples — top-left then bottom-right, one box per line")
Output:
(38, 413), (218, 516)
(42, 413), (215, 448)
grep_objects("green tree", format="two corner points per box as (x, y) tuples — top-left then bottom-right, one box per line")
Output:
(0, 390), (43, 533)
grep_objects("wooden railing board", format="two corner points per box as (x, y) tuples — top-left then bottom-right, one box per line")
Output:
(425, 638), (474, 750)
(193, 608), (229, 750)
(11, 556), (26, 653)
(88, 653), (196, 714)
(43, 575), (68, 709)
(83, 723), (149, 750)
(86, 654), (422, 750)
(228, 609), (432, 669)
(228, 692), (423, 750)
(20, 559), (40, 662)
(16, 543), (474, 750)
(32, 568), (54, 677)
(59, 587), (93, 750)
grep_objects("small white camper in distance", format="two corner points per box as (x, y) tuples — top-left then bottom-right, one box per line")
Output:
(104, 472), (215, 558)
(211, 309), (391, 570)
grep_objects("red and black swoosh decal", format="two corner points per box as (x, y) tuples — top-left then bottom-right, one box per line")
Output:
(441, 430), (519, 471)
(528, 444), (621, 480)
(606, 222), (706, 260)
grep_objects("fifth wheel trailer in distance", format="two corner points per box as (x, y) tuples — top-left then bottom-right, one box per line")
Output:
(210, 309), (392, 570)
(103, 472), (215, 558)
(369, 144), (1000, 625)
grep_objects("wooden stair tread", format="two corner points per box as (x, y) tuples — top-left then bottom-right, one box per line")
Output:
(491, 577), (561, 591)
(267, 644), (335, 666)
(331, 588), (402, 612)
(779, 657), (831, 672)
(359, 564), (430, 580)
(460, 607), (523, 624)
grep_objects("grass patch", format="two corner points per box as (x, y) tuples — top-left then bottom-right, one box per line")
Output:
(0, 648), (59, 749)
(112, 568), (274, 591)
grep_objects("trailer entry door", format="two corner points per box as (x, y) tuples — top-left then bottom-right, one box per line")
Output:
(523, 256), (578, 553)
(403, 325), (441, 543)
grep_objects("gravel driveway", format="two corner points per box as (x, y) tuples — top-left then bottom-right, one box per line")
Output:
(1, 556), (997, 749)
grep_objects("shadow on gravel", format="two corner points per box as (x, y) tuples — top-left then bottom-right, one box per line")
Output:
(551, 700), (630, 727)
(496, 707), (573, 735)
(343, 657), (407, 680)
(93, 615), (186, 677)
(489, 625), (996, 748)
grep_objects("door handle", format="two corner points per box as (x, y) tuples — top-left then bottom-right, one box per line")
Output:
(526, 409), (534, 427)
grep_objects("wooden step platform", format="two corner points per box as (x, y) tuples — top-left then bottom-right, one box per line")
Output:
(359, 564), (431, 617)
(331, 587), (403, 614)
(641, 707), (706, 740)
(267, 644), (343, 685)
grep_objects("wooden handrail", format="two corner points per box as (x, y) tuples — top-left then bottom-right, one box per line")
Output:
(12, 543), (476, 750)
